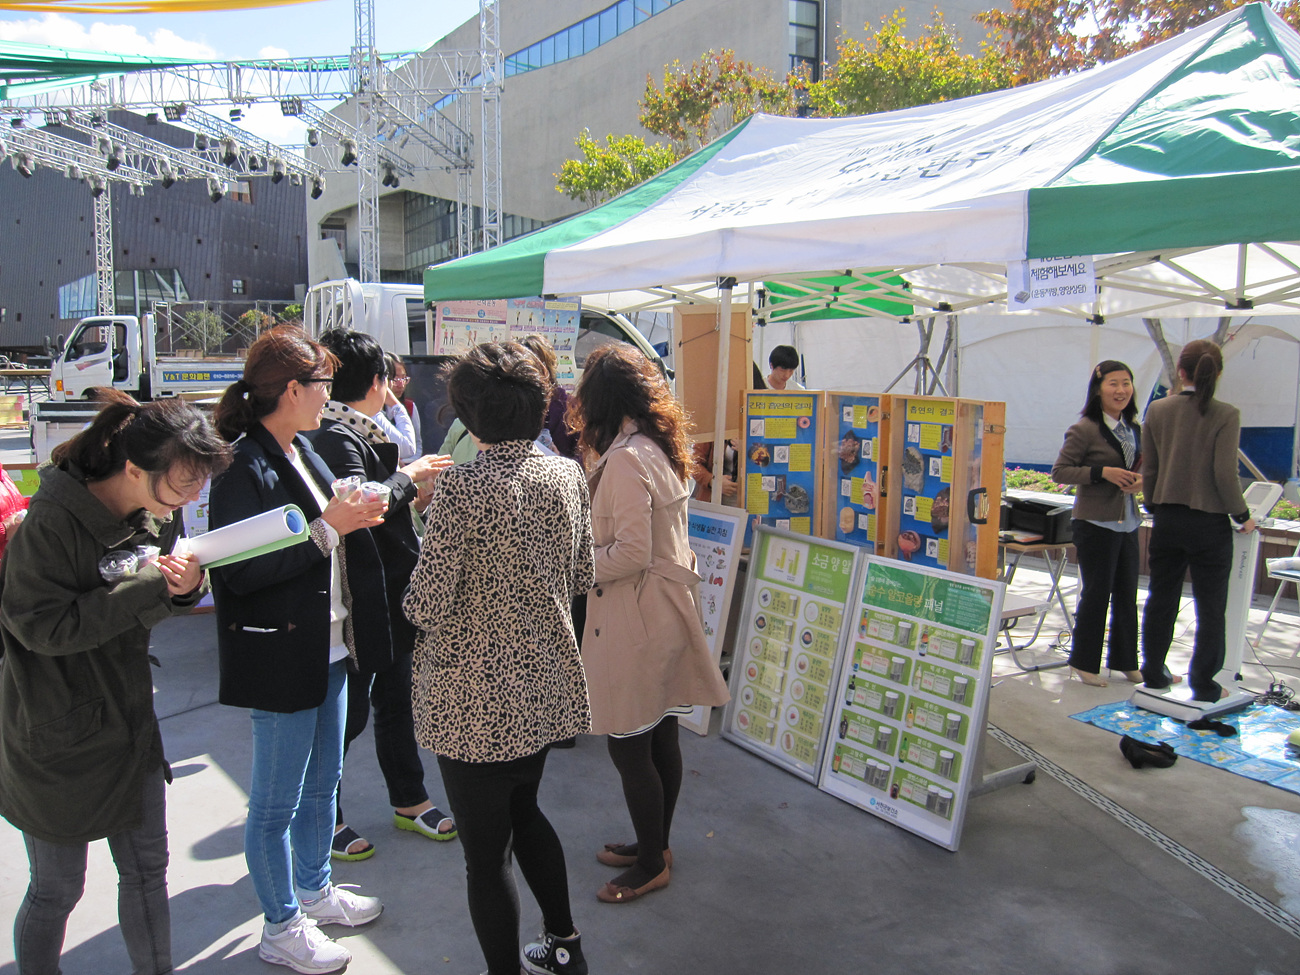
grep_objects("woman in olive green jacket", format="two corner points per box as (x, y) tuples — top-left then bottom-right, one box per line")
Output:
(0, 392), (230, 975)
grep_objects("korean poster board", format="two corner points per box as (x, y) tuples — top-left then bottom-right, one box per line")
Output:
(818, 557), (1005, 850)
(743, 391), (823, 536)
(434, 297), (581, 389)
(880, 396), (1004, 578)
(722, 526), (861, 782)
(821, 392), (886, 551)
(682, 501), (747, 737)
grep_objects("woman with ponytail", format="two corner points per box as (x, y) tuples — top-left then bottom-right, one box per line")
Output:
(0, 389), (230, 974)
(209, 327), (389, 974)
(1140, 339), (1256, 701)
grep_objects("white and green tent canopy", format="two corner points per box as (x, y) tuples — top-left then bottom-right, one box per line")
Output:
(425, 2), (1300, 321)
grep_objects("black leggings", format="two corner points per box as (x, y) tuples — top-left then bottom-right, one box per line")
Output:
(437, 748), (574, 975)
(606, 716), (682, 872)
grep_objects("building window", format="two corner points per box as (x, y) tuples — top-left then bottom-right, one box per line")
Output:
(232, 279), (246, 295)
(230, 180), (254, 204)
(789, 0), (820, 81)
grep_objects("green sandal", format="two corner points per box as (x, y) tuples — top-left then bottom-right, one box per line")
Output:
(394, 807), (458, 841)
(330, 824), (375, 861)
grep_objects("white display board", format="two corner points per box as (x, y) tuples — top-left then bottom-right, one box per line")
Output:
(682, 501), (747, 736)
(722, 526), (862, 781)
(818, 557), (1005, 851)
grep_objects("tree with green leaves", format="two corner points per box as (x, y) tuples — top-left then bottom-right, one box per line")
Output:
(809, 10), (1011, 117)
(978, 0), (1300, 84)
(554, 130), (677, 208)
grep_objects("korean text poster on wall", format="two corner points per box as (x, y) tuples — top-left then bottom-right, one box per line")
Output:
(682, 501), (747, 736)
(743, 391), (822, 536)
(723, 527), (860, 782)
(819, 558), (1004, 850)
(826, 392), (884, 550)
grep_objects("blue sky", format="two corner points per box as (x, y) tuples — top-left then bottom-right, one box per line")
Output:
(0, 0), (484, 141)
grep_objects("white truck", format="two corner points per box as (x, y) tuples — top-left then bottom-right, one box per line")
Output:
(302, 279), (668, 373)
(31, 312), (245, 462)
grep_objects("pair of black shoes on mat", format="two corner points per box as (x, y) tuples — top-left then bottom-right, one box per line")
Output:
(1119, 736), (1178, 769)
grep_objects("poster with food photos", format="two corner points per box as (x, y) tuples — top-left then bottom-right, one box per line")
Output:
(818, 557), (1004, 851)
(743, 391), (822, 536)
(722, 526), (860, 781)
(827, 393), (883, 551)
(895, 399), (956, 570)
(681, 501), (747, 737)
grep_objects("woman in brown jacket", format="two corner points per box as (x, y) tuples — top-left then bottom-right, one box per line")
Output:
(1140, 339), (1255, 702)
(1051, 360), (1144, 687)
(569, 344), (730, 905)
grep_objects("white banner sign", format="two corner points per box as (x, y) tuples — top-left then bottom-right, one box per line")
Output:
(1006, 255), (1096, 311)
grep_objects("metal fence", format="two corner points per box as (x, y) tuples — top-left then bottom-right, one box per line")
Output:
(152, 300), (300, 356)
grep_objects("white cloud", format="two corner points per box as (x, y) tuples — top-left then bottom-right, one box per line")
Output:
(258, 45), (289, 59)
(238, 102), (306, 148)
(0, 13), (217, 59)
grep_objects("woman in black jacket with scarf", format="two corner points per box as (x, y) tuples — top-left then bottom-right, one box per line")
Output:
(308, 328), (457, 860)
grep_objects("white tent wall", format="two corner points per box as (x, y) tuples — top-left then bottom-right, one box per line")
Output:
(752, 314), (1300, 473)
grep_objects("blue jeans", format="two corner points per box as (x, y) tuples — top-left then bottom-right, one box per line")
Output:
(245, 659), (347, 925)
(15, 766), (171, 975)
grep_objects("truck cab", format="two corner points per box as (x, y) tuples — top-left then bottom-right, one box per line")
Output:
(53, 316), (143, 401)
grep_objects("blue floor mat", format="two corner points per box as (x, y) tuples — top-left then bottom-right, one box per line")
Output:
(1070, 701), (1300, 795)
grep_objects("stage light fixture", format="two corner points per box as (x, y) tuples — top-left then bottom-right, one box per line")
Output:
(163, 103), (186, 122)
(9, 117), (22, 128)
(130, 183), (145, 196)
(246, 153), (262, 171)
(89, 175), (106, 198)
(89, 112), (106, 127)
(97, 136), (112, 155)
(229, 108), (243, 122)
(290, 173), (303, 186)
(15, 152), (33, 177)
(106, 143), (124, 171)
(269, 158), (286, 184)
(381, 166), (398, 188)
(65, 163), (82, 180)
(280, 97), (303, 116)
(339, 139), (357, 167)
(194, 133), (208, 152)
(44, 112), (61, 127)
(220, 137), (239, 167)
(207, 177), (225, 203)
(306, 128), (319, 147)
(145, 112), (160, 125)
(161, 173), (176, 189)
(310, 176), (325, 200)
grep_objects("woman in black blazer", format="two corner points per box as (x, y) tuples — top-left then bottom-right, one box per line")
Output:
(308, 328), (457, 861)
(209, 327), (389, 974)
(1051, 360), (1145, 687)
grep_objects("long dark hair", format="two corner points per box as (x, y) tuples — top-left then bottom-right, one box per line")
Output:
(1177, 339), (1223, 415)
(1081, 359), (1138, 424)
(52, 387), (231, 497)
(568, 343), (691, 481)
(212, 326), (336, 441)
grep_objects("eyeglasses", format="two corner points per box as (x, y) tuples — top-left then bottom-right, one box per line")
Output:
(390, 376), (409, 386)
(299, 376), (333, 391)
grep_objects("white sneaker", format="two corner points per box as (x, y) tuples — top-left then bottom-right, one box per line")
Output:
(259, 914), (351, 974)
(300, 883), (383, 927)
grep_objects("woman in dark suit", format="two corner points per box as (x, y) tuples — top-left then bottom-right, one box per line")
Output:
(209, 327), (388, 975)
(1051, 360), (1144, 687)
(308, 328), (457, 860)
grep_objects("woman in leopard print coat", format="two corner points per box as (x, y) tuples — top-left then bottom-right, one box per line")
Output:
(404, 341), (593, 975)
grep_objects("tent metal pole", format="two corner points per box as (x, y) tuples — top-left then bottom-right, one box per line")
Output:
(713, 277), (737, 502)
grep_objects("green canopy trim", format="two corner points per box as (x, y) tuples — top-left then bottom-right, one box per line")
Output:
(423, 118), (754, 303)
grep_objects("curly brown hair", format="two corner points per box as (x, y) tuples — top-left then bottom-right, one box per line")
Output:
(568, 343), (691, 481)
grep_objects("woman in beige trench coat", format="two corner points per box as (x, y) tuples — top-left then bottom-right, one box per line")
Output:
(569, 344), (730, 906)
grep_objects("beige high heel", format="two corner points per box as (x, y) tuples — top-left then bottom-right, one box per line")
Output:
(1119, 670), (1144, 683)
(1070, 667), (1108, 687)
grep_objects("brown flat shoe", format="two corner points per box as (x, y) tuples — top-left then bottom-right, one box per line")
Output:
(596, 843), (673, 869)
(596, 865), (670, 903)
